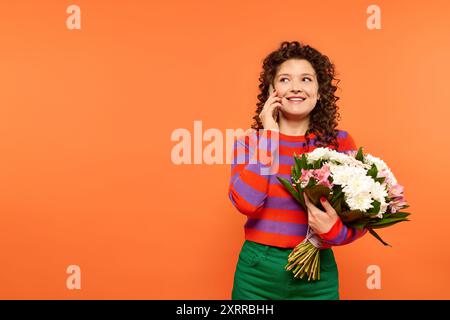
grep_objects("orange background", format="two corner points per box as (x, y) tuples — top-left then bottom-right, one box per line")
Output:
(0, 0), (449, 299)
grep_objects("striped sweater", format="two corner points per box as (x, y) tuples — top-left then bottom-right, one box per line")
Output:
(228, 129), (368, 248)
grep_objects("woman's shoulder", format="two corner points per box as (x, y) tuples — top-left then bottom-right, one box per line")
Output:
(336, 128), (357, 151)
(336, 128), (351, 138)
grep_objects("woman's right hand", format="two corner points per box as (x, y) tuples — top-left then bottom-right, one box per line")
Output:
(259, 89), (281, 131)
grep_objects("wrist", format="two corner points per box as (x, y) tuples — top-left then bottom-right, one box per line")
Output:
(317, 218), (343, 242)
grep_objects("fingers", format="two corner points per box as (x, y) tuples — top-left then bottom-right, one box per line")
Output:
(304, 195), (316, 219)
(304, 193), (313, 210)
(307, 210), (318, 233)
(307, 209), (315, 223)
(267, 89), (281, 106)
(260, 96), (281, 121)
(305, 194), (326, 218)
(259, 88), (282, 127)
(267, 97), (282, 112)
(304, 194), (310, 207)
(261, 97), (278, 113)
(305, 195), (320, 233)
(319, 197), (335, 217)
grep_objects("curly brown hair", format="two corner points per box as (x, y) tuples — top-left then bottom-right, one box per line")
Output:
(251, 41), (342, 151)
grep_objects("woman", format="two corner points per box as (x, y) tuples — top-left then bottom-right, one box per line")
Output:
(228, 41), (368, 300)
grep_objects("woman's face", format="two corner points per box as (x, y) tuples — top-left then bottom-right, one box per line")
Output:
(273, 59), (320, 119)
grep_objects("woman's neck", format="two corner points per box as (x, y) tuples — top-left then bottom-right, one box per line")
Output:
(278, 115), (310, 136)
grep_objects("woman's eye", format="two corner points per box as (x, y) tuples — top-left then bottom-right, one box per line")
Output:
(280, 77), (312, 82)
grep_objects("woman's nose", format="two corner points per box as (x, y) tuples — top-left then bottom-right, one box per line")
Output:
(290, 83), (304, 93)
(289, 88), (304, 93)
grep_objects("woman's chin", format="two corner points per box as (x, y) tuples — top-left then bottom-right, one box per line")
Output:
(279, 107), (311, 119)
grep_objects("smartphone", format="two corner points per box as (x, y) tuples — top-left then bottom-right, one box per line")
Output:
(268, 84), (279, 122)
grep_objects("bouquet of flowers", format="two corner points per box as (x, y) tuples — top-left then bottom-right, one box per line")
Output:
(277, 147), (411, 281)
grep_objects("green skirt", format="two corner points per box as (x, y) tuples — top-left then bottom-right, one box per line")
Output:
(231, 240), (339, 300)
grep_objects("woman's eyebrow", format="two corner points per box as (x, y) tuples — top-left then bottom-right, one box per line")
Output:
(278, 73), (316, 77)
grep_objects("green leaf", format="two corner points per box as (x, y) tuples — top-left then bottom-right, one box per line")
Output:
(294, 154), (303, 172)
(291, 165), (298, 180)
(300, 153), (308, 169)
(347, 218), (373, 230)
(370, 219), (410, 229)
(368, 228), (391, 247)
(306, 177), (315, 188)
(367, 200), (381, 214)
(294, 153), (308, 172)
(294, 161), (299, 178)
(313, 160), (321, 169)
(384, 212), (411, 219)
(331, 185), (343, 203)
(331, 191), (347, 215)
(277, 176), (305, 208)
(333, 196), (342, 214)
(370, 216), (409, 226)
(367, 163), (378, 180)
(375, 177), (386, 184)
(355, 146), (364, 162)
(277, 176), (296, 195)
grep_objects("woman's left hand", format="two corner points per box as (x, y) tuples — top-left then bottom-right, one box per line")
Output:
(304, 194), (339, 235)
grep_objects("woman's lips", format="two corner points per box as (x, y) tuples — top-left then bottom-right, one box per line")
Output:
(286, 97), (306, 104)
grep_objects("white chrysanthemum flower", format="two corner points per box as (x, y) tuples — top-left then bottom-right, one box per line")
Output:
(342, 174), (375, 212)
(307, 147), (370, 169)
(345, 190), (374, 212)
(364, 154), (398, 187)
(344, 174), (373, 194)
(364, 154), (388, 171)
(327, 152), (348, 164)
(306, 147), (332, 163)
(329, 163), (367, 187)
(326, 150), (370, 169)
(370, 182), (389, 218)
(327, 149), (351, 163)
(370, 181), (389, 203)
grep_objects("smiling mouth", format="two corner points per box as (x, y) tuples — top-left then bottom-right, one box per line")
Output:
(286, 97), (306, 103)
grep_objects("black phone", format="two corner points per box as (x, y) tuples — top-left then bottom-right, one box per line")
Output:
(268, 84), (279, 122)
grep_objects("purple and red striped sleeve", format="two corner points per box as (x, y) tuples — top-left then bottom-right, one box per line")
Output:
(228, 129), (279, 217)
(318, 218), (368, 246)
(318, 131), (368, 246)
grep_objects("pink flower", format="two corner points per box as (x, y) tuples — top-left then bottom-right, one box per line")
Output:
(313, 164), (332, 188)
(389, 196), (408, 213)
(378, 168), (389, 178)
(389, 184), (404, 198)
(300, 169), (314, 187)
(379, 168), (395, 187)
(300, 166), (333, 189)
